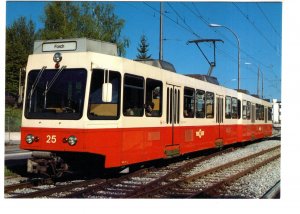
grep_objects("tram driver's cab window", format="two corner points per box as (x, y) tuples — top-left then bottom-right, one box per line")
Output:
(145, 79), (162, 117)
(123, 74), (144, 117)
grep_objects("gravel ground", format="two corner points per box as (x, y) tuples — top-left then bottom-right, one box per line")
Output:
(190, 139), (281, 198)
(186, 140), (280, 177)
(219, 158), (280, 198)
(4, 176), (27, 186)
(4, 139), (280, 199)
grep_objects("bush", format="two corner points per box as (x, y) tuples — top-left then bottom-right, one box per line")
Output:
(5, 107), (22, 132)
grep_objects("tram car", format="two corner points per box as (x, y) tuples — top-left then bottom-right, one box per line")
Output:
(20, 38), (273, 176)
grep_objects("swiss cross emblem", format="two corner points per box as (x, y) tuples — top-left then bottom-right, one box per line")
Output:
(196, 129), (205, 138)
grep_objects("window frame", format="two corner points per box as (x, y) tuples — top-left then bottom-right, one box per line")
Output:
(231, 97), (238, 119)
(145, 78), (163, 117)
(195, 89), (205, 118)
(242, 100), (247, 119)
(237, 99), (241, 119)
(205, 91), (215, 119)
(25, 68), (87, 120)
(268, 107), (272, 121)
(123, 73), (145, 117)
(183, 87), (195, 118)
(247, 101), (251, 120)
(88, 69), (121, 120)
(225, 96), (232, 119)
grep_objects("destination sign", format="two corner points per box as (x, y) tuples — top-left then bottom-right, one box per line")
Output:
(42, 41), (77, 52)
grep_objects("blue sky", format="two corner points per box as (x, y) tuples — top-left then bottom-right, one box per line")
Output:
(5, 1), (282, 100)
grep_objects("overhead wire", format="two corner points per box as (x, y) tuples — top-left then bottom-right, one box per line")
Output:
(189, 3), (275, 70)
(232, 3), (280, 56)
(188, 2), (281, 89)
(145, 2), (237, 66)
(183, 2), (237, 62)
(143, 2), (200, 39)
(143, 2), (280, 93)
(256, 2), (282, 39)
(232, 3), (281, 81)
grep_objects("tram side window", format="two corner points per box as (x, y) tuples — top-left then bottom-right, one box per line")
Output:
(256, 104), (264, 120)
(261, 105), (265, 120)
(145, 79), (162, 117)
(196, 89), (205, 118)
(123, 74), (144, 117)
(184, 87), (195, 118)
(206, 92), (214, 118)
(88, 69), (121, 120)
(225, 96), (232, 119)
(256, 104), (259, 120)
(237, 99), (241, 119)
(260, 105), (265, 120)
(232, 97), (238, 119)
(247, 101), (251, 120)
(242, 100), (247, 119)
(268, 107), (272, 121)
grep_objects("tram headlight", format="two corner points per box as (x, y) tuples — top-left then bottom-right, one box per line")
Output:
(26, 134), (35, 144)
(53, 52), (62, 68)
(53, 52), (62, 63)
(67, 135), (77, 146)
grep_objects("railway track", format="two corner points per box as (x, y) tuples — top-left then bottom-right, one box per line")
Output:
(5, 140), (280, 198)
(5, 147), (236, 198)
(5, 178), (53, 193)
(132, 145), (280, 198)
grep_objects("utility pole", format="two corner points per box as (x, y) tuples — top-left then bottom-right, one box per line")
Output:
(261, 71), (264, 99)
(209, 24), (240, 90)
(159, 2), (163, 61)
(257, 66), (260, 97)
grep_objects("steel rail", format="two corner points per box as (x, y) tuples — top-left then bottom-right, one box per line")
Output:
(132, 145), (280, 198)
(126, 147), (236, 198)
(5, 178), (53, 194)
(11, 178), (106, 198)
(261, 180), (280, 199)
(64, 167), (152, 198)
(190, 154), (280, 198)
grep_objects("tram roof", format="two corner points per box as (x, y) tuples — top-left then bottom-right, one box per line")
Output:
(33, 38), (118, 56)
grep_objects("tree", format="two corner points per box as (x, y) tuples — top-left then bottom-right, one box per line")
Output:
(36, 2), (129, 56)
(136, 34), (152, 59)
(6, 17), (35, 99)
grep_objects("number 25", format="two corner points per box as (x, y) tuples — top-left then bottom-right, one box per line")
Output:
(46, 135), (56, 143)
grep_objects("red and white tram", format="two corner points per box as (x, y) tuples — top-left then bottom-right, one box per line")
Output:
(20, 38), (272, 176)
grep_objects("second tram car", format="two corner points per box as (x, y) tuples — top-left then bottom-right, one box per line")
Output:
(20, 38), (272, 176)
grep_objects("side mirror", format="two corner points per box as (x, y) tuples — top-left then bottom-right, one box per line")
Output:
(102, 83), (112, 102)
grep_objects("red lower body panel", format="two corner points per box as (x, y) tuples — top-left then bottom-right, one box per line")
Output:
(20, 124), (272, 168)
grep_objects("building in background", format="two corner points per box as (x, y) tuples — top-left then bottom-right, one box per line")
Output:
(272, 99), (281, 129)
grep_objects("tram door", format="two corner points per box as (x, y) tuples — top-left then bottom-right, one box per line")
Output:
(216, 95), (224, 136)
(165, 84), (181, 157)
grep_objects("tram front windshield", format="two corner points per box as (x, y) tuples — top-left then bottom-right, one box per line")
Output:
(25, 68), (87, 120)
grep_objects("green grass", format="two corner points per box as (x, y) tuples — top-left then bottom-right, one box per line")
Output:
(5, 167), (17, 177)
(5, 107), (22, 132)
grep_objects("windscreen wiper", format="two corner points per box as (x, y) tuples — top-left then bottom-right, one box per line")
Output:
(28, 66), (47, 111)
(43, 65), (67, 109)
